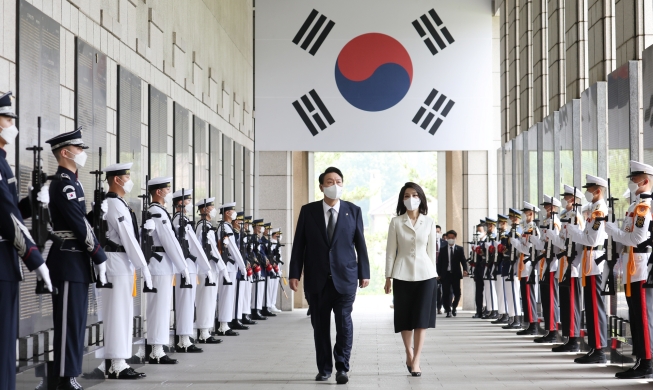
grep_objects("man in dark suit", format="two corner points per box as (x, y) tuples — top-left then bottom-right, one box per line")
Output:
(289, 167), (370, 385)
(437, 230), (468, 317)
(435, 225), (446, 314)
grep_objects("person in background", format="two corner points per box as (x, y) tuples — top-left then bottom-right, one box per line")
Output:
(384, 182), (438, 377)
(436, 230), (467, 317)
(435, 225), (445, 314)
(472, 224), (487, 318)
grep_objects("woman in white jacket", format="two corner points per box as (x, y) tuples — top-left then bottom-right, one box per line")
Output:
(384, 182), (439, 377)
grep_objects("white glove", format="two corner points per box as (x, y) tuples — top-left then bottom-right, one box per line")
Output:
(470, 244), (476, 251)
(484, 242), (491, 249)
(545, 229), (557, 240)
(510, 238), (521, 248)
(144, 219), (155, 232)
(34, 263), (52, 292)
(207, 270), (215, 284)
(182, 268), (190, 283)
(95, 262), (108, 284)
(605, 221), (619, 236)
(37, 185), (50, 205)
(142, 267), (153, 289)
(100, 200), (108, 220)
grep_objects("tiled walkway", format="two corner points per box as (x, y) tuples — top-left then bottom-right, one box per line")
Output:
(88, 295), (651, 389)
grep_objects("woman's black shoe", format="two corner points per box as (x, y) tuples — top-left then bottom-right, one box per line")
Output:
(411, 371), (422, 377)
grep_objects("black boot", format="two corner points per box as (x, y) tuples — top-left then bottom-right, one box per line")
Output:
(552, 337), (580, 352)
(574, 348), (607, 364)
(534, 331), (557, 343)
(616, 359), (653, 379)
(241, 314), (257, 325)
(56, 377), (84, 390)
(229, 319), (250, 330)
(516, 322), (538, 335)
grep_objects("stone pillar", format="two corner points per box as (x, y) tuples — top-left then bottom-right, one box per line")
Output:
(292, 151), (310, 309)
(588, 0), (616, 84)
(615, 0), (653, 63)
(508, 0), (522, 139)
(548, 0), (566, 111)
(565, 0), (589, 100)
(437, 151), (447, 228)
(257, 151), (294, 311)
(519, 0), (534, 131)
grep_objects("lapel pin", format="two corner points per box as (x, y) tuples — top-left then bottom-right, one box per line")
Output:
(346, 213), (349, 216)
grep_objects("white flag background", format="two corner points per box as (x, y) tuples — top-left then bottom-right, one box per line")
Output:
(255, 0), (494, 151)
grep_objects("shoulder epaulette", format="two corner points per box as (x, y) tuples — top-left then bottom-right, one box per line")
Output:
(60, 173), (71, 181)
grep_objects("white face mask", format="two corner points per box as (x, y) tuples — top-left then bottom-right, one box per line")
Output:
(584, 190), (595, 203)
(0, 124), (18, 144)
(209, 208), (217, 219)
(246, 226), (253, 234)
(447, 239), (455, 246)
(323, 184), (343, 200)
(436, 232), (442, 239)
(119, 178), (134, 193)
(65, 149), (88, 167)
(404, 197), (421, 211)
(229, 210), (238, 220)
(163, 192), (173, 205)
(184, 203), (193, 214)
(628, 180), (643, 194)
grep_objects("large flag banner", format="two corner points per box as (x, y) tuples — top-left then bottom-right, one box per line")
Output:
(255, 0), (493, 151)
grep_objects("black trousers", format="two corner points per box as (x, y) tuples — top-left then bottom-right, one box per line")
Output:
(559, 277), (581, 337)
(520, 279), (537, 323)
(52, 280), (89, 378)
(626, 281), (653, 359)
(309, 278), (356, 375)
(0, 281), (18, 390)
(540, 271), (560, 331)
(583, 274), (607, 349)
(441, 273), (461, 313)
(474, 278), (484, 315)
(436, 283), (443, 311)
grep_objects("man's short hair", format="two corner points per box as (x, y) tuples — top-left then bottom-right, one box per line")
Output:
(446, 230), (457, 237)
(436, 225), (441, 230)
(319, 167), (343, 185)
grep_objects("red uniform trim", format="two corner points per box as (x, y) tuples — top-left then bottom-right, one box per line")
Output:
(640, 281), (652, 360)
(569, 278), (575, 336)
(590, 276), (601, 349)
(549, 272), (555, 330)
(526, 284), (532, 322)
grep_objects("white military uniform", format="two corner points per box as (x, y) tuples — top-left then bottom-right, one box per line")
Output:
(215, 219), (247, 328)
(483, 230), (499, 313)
(504, 219), (522, 319)
(549, 207), (584, 279)
(238, 230), (254, 318)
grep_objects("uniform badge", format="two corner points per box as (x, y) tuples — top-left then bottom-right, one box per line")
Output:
(592, 219), (601, 231)
(63, 185), (76, 200)
(60, 173), (70, 180)
(636, 216), (645, 228)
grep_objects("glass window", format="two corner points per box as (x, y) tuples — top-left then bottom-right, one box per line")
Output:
(513, 133), (523, 207)
(210, 125), (223, 206)
(149, 86), (170, 179)
(559, 101), (575, 189)
(193, 116), (209, 222)
(173, 103), (192, 194)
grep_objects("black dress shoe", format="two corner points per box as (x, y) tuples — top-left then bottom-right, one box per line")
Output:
(148, 355), (178, 364)
(534, 332), (557, 343)
(307, 307), (312, 316)
(616, 359), (653, 379)
(516, 323), (538, 335)
(492, 314), (509, 324)
(452, 309), (457, 317)
(487, 311), (499, 319)
(251, 311), (268, 320)
(261, 308), (277, 317)
(216, 329), (240, 336)
(125, 355), (143, 365)
(504, 321), (522, 329)
(315, 373), (331, 381)
(175, 344), (203, 353)
(574, 349), (606, 364)
(552, 339), (580, 352)
(197, 336), (223, 344)
(81, 368), (105, 380)
(108, 367), (144, 380)
(472, 313), (483, 318)
(446, 312), (452, 318)
(335, 370), (349, 384)
(242, 315), (258, 325)
(56, 377), (84, 390)
(230, 320), (250, 330)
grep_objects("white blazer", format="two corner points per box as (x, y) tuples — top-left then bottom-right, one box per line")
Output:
(385, 214), (439, 281)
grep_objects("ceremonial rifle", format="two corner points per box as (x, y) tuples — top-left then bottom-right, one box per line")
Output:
(484, 233), (496, 280)
(176, 188), (193, 288)
(596, 179), (618, 295)
(198, 199), (217, 287)
(558, 187), (580, 286)
(26, 117), (59, 295)
(507, 221), (517, 281)
(138, 175), (158, 293)
(89, 147), (112, 289)
(537, 211), (557, 279)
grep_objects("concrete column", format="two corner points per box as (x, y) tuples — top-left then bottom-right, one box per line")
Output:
(565, 0), (589, 100)
(533, 0), (550, 122)
(519, 0), (534, 130)
(501, 1), (511, 143)
(257, 151), (294, 311)
(291, 151), (309, 309)
(548, 0), (566, 111)
(588, 0), (616, 83)
(615, 0), (653, 64)
(437, 151), (448, 229)
(509, 0), (522, 139)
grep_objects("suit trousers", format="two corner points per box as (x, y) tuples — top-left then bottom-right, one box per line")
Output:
(474, 278), (484, 314)
(559, 277), (581, 337)
(440, 273), (461, 313)
(52, 280), (89, 377)
(540, 272), (560, 331)
(520, 279), (537, 323)
(626, 281), (653, 359)
(309, 277), (356, 375)
(0, 281), (18, 390)
(583, 274), (607, 349)
(496, 278), (506, 315)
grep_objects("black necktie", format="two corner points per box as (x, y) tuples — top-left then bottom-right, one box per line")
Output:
(327, 208), (336, 244)
(450, 247), (453, 271)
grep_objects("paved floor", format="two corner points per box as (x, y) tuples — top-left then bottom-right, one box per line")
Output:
(90, 295), (652, 390)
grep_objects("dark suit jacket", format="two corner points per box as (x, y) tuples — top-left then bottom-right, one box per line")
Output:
(437, 244), (467, 280)
(289, 200), (370, 295)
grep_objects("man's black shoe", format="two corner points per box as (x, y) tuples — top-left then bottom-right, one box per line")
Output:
(242, 315), (258, 325)
(503, 320), (521, 329)
(81, 368), (105, 380)
(251, 310), (268, 320)
(307, 307), (311, 316)
(230, 320), (250, 330)
(175, 344), (203, 353)
(197, 336), (222, 344)
(261, 308), (277, 317)
(56, 377), (84, 390)
(315, 373), (331, 381)
(574, 349), (606, 364)
(616, 359), (653, 379)
(534, 332), (557, 343)
(472, 313), (483, 318)
(148, 355), (178, 364)
(492, 314), (509, 324)
(516, 323), (538, 335)
(452, 309), (457, 317)
(107, 367), (144, 380)
(335, 371), (349, 384)
(552, 340), (580, 352)
(487, 311), (499, 319)
(446, 312), (452, 318)
(215, 329), (240, 336)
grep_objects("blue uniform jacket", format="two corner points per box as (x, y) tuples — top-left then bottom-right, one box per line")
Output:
(46, 166), (106, 283)
(0, 148), (45, 281)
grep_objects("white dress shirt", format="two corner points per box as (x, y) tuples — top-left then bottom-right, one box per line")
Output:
(322, 199), (340, 227)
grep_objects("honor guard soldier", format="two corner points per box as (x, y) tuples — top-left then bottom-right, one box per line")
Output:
(482, 218), (499, 319)
(510, 201), (540, 335)
(45, 128), (108, 389)
(548, 185), (584, 353)
(261, 222), (277, 317)
(491, 214), (510, 324)
(502, 208), (523, 330)
(605, 161), (653, 378)
(566, 174), (608, 364)
(99, 163), (152, 379)
(530, 195), (561, 344)
(194, 197), (228, 343)
(215, 203), (248, 335)
(171, 189), (213, 353)
(0, 92), (52, 390)
(471, 223), (486, 318)
(145, 177), (188, 364)
(251, 219), (270, 319)
(229, 212), (250, 330)
(238, 216), (257, 325)
(267, 228), (284, 314)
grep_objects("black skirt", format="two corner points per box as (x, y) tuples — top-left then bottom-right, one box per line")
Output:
(393, 277), (437, 333)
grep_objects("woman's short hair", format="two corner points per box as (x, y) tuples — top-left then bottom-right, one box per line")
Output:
(395, 182), (428, 215)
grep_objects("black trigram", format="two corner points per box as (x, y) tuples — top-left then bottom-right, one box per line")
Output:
(412, 89), (455, 135)
(292, 9), (335, 56)
(412, 9), (455, 55)
(292, 90), (335, 136)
